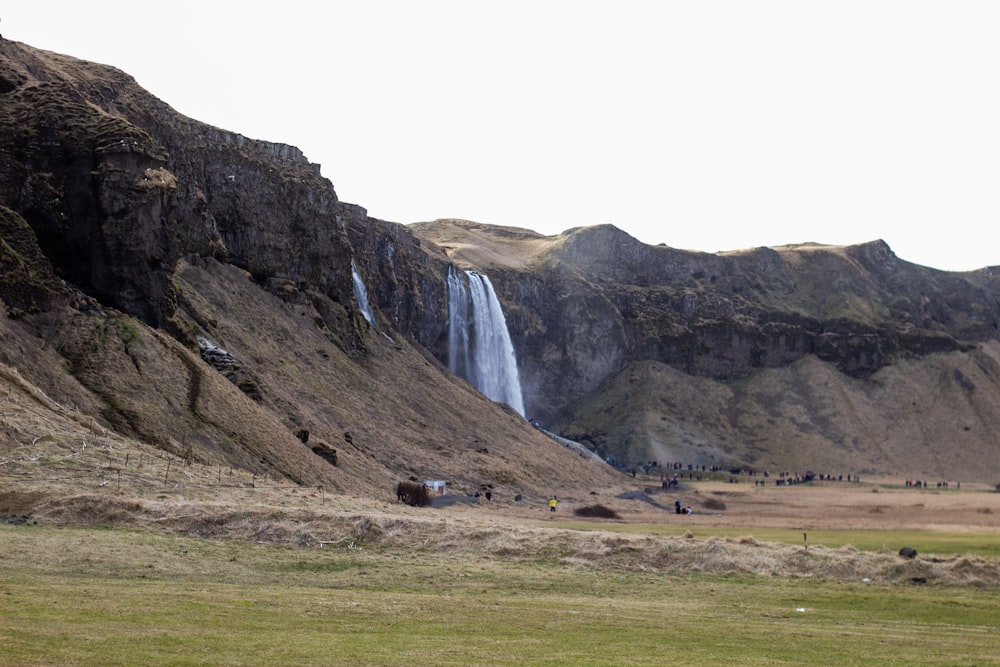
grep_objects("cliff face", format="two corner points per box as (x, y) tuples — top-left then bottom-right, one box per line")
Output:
(3, 38), (1000, 485)
(412, 221), (1000, 418)
(410, 221), (1000, 479)
(0, 39), (459, 355)
(2, 40), (359, 339)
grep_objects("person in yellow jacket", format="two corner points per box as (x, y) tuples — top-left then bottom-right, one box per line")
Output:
(549, 496), (558, 512)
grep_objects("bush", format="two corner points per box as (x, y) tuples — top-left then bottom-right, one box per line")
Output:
(573, 504), (620, 519)
(395, 481), (430, 507)
(702, 497), (726, 511)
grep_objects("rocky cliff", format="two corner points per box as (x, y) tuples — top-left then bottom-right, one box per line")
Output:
(3, 38), (1000, 487)
(410, 221), (1000, 479)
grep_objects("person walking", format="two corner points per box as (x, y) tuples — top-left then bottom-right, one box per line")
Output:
(549, 496), (558, 512)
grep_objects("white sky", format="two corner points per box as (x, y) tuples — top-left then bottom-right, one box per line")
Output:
(5, 1), (1000, 271)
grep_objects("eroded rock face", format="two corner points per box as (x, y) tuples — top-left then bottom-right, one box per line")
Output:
(411, 222), (1000, 428)
(0, 39), (363, 341)
(342, 210), (451, 352)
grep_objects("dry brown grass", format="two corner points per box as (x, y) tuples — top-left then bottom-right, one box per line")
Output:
(3, 489), (996, 588)
(4, 322), (1000, 590)
(410, 219), (562, 271)
(4, 461), (1000, 589)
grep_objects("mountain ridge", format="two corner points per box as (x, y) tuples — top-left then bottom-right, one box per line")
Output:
(408, 220), (1000, 480)
(3, 37), (1000, 491)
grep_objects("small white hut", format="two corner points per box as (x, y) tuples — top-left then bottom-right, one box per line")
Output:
(423, 480), (447, 496)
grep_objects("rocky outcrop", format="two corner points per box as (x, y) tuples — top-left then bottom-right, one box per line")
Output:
(197, 337), (263, 402)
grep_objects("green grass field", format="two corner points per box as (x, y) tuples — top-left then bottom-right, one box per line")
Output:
(2, 525), (999, 666)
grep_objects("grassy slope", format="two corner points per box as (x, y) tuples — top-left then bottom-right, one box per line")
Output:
(169, 257), (624, 499)
(0, 254), (625, 506)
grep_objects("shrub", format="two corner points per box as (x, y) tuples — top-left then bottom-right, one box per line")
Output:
(702, 497), (726, 511)
(573, 504), (620, 519)
(395, 481), (430, 507)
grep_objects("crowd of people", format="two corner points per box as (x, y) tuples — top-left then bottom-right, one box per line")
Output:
(905, 479), (956, 489)
(647, 461), (965, 492)
(647, 462), (865, 488)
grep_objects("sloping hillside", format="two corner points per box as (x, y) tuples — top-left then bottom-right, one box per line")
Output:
(0, 245), (622, 499)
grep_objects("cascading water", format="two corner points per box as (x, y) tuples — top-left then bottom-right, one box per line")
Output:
(447, 266), (525, 416)
(447, 266), (472, 381)
(351, 259), (376, 327)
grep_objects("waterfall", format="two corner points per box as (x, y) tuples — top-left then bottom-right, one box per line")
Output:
(351, 259), (376, 327)
(447, 266), (472, 381)
(447, 267), (525, 416)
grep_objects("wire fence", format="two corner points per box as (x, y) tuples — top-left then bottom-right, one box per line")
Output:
(0, 437), (323, 495)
